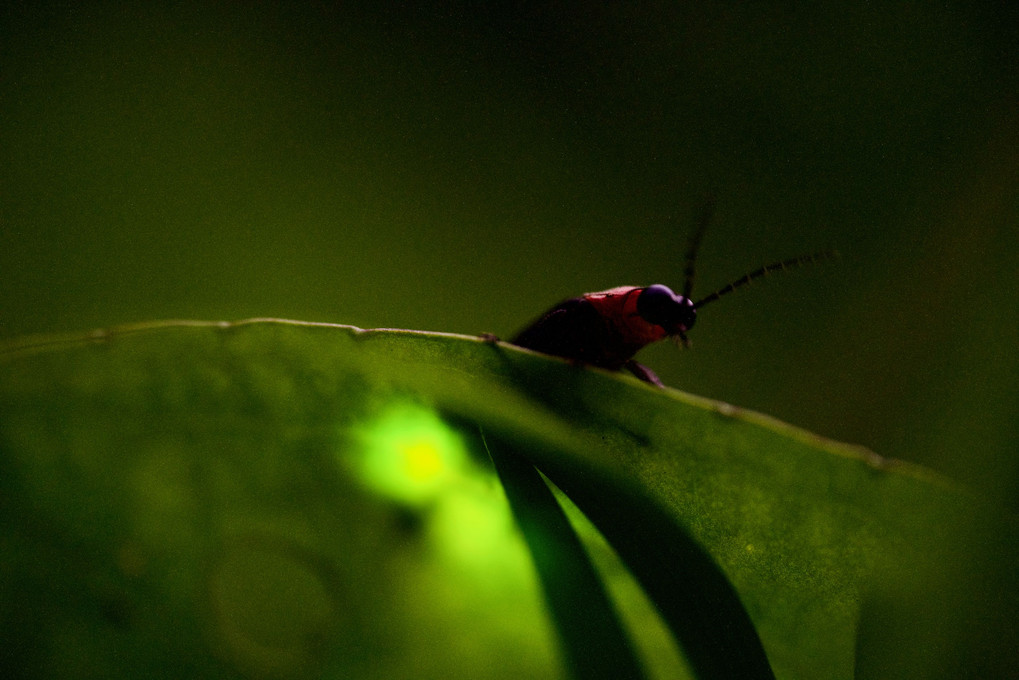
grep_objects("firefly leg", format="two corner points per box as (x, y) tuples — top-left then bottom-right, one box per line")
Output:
(623, 360), (664, 387)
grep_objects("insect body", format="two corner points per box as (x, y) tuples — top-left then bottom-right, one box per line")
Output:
(511, 285), (694, 381)
(510, 211), (833, 386)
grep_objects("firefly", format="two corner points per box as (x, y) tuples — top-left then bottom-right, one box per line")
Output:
(510, 207), (835, 385)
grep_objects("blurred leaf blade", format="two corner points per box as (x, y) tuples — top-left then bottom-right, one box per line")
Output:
(485, 435), (647, 679)
(487, 429), (776, 680)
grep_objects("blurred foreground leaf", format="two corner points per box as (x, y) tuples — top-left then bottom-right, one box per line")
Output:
(1, 320), (1014, 679)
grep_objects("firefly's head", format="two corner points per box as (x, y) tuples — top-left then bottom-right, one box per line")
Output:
(637, 284), (697, 336)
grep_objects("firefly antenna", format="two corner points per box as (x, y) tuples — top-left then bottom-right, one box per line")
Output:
(681, 201), (715, 300)
(693, 250), (838, 309)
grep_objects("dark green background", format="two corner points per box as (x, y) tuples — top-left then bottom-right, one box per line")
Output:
(2, 2), (1016, 504)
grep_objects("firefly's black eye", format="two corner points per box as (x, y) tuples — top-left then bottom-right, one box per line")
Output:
(637, 284), (697, 333)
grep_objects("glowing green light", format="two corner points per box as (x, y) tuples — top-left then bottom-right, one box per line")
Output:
(352, 403), (469, 506)
(402, 440), (443, 482)
(348, 402), (530, 583)
(432, 489), (516, 565)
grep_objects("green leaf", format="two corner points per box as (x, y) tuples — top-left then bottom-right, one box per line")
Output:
(1, 319), (1014, 679)
(486, 431), (775, 680)
(485, 436), (647, 680)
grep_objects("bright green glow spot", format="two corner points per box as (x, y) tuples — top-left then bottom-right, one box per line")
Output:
(350, 402), (528, 584)
(403, 441), (443, 482)
(352, 403), (469, 506)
